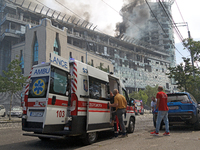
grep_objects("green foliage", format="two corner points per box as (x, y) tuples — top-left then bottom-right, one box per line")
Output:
(96, 63), (108, 72)
(129, 89), (148, 105)
(166, 58), (196, 91)
(182, 38), (200, 62)
(144, 85), (159, 106)
(0, 58), (27, 93)
(166, 38), (200, 102)
(0, 58), (27, 120)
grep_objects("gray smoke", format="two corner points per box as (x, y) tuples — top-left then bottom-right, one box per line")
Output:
(32, 0), (92, 22)
(116, 0), (150, 40)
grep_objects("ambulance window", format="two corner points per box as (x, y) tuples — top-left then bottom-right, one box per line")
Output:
(28, 76), (49, 98)
(50, 66), (68, 96)
(122, 88), (129, 102)
(89, 76), (109, 100)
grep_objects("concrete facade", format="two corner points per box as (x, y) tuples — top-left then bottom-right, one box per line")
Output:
(11, 18), (113, 76)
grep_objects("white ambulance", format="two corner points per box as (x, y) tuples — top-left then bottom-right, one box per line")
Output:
(22, 52), (135, 144)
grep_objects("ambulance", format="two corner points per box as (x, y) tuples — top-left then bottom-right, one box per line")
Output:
(22, 52), (135, 144)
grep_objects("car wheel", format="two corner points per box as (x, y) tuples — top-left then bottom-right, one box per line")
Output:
(140, 109), (144, 115)
(127, 117), (135, 133)
(82, 132), (98, 145)
(2, 112), (6, 117)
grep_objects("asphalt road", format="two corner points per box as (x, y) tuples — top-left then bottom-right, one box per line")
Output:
(1, 114), (200, 150)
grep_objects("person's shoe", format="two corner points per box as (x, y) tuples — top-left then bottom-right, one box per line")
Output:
(119, 133), (128, 138)
(163, 132), (170, 136)
(150, 131), (159, 136)
(119, 135), (127, 138)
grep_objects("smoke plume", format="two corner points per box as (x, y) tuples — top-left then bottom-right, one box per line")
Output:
(116, 0), (150, 40)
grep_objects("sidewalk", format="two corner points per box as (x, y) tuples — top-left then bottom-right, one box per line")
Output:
(0, 117), (21, 123)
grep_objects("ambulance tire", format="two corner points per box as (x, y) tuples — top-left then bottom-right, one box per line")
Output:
(127, 117), (135, 133)
(140, 109), (144, 115)
(82, 132), (98, 145)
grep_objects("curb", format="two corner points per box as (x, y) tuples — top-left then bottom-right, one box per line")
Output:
(0, 120), (21, 124)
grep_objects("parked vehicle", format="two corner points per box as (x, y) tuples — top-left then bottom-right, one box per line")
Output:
(134, 99), (144, 115)
(8, 106), (23, 118)
(22, 52), (135, 144)
(0, 105), (6, 117)
(153, 92), (200, 130)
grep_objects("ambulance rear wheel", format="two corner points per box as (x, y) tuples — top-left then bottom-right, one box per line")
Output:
(127, 117), (135, 133)
(82, 132), (98, 145)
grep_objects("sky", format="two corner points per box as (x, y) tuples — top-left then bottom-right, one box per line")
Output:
(41, 0), (200, 65)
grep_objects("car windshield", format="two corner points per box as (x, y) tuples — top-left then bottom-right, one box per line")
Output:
(12, 107), (22, 111)
(136, 102), (141, 106)
(167, 94), (190, 102)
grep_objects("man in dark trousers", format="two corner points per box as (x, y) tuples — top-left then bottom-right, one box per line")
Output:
(109, 89), (127, 138)
(150, 86), (170, 136)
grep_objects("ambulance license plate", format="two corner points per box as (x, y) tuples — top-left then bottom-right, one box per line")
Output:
(30, 112), (43, 117)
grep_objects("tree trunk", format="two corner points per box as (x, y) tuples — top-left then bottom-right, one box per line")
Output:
(9, 93), (13, 120)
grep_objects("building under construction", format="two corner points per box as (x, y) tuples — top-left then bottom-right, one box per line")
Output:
(0, 0), (176, 99)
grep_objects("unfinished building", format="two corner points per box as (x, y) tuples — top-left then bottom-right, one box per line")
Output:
(0, 0), (176, 96)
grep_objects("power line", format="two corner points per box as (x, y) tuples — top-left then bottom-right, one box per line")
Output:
(158, 0), (191, 57)
(158, 0), (184, 42)
(145, 0), (184, 56)
(101, 0), (184, 57)
(145, 0), (168, 35)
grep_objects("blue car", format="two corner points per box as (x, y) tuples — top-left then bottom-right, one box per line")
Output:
(153, 92), (200, 130)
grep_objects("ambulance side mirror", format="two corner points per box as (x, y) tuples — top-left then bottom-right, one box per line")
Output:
(52, 96), (56, 105)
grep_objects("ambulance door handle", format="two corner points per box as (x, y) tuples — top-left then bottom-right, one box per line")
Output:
(52, 96), (56, 105)
(107, 102), (109, 109)
(80, 95), (89, 98)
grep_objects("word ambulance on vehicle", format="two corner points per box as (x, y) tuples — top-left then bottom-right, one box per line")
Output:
(22, 52), (135, 144)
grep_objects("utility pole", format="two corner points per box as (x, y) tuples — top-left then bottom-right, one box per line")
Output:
(175, 22), (195, 79)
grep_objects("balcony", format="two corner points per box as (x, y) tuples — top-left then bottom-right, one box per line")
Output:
(0, 29), (23, 41)
(1, 13), (39, 26)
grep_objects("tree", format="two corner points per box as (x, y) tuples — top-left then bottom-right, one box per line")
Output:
(182, 38), (200, 62)
(166, 38), (200, 101)
(0, 58), (27, 120)
(144, 85), (159, 106)
(166, 58), (197, 91)
(166, 59), (200, 101)
(129, 90), (148, 105)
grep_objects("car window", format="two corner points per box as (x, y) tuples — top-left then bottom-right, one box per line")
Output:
(12, 107), (22, 111)
(189, 94), (197, 103)
(167, 95), (190, 103)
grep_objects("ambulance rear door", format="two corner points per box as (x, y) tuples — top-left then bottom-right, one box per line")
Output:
(87, 67), (111, 132)
(42, 64), (69, 133)
(27, 64), (51, 132)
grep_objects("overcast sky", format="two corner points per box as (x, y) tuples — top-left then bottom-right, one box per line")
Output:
(43, 0), (200, 65)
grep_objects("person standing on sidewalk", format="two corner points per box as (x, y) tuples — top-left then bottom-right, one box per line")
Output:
(109, 89), (127, 138)
(150, 86), (170, 136)
(151, 96), (157, 127)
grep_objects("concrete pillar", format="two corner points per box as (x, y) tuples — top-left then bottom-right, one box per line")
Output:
(20, 13), (23, 21)
(9, 22), (11, 30)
